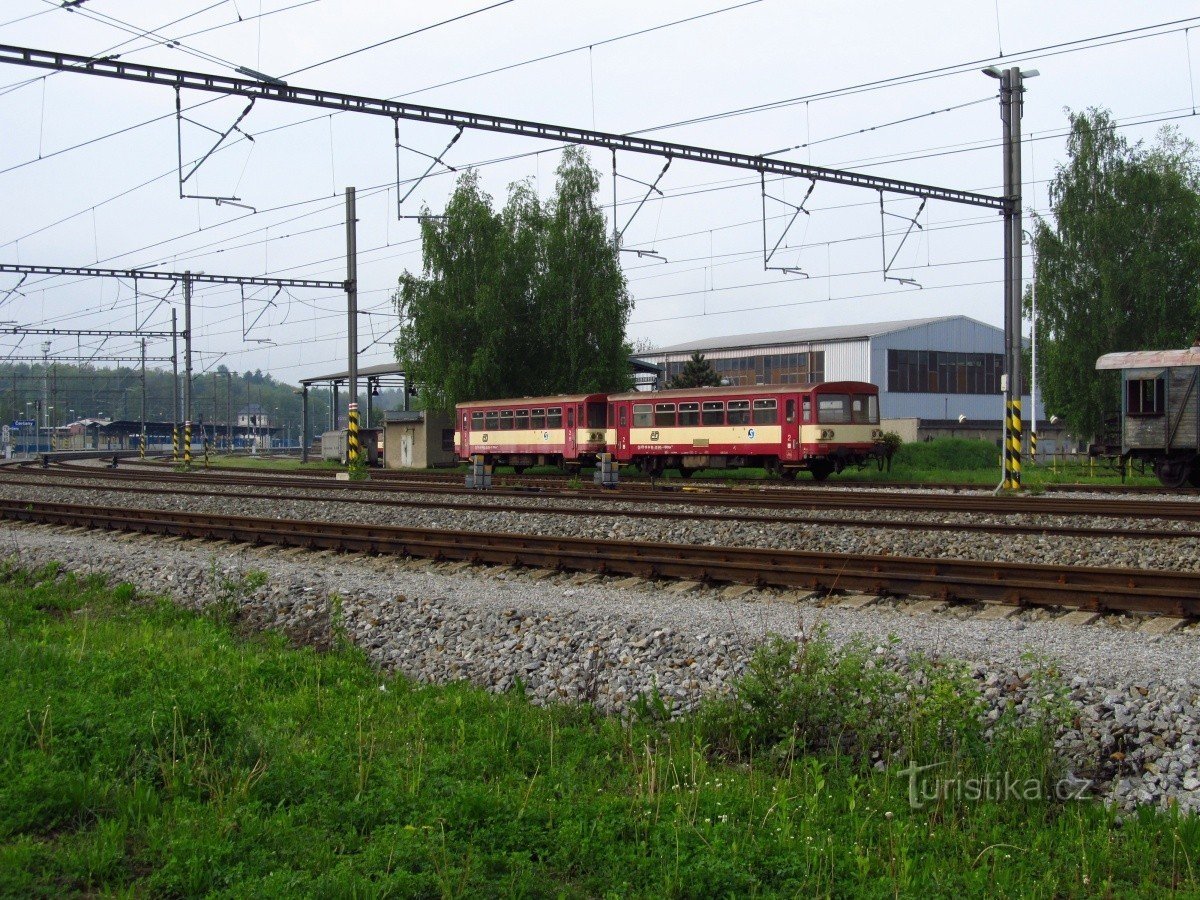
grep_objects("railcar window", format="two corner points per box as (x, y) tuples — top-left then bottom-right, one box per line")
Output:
(1127, 377), (1165, 415)
(633, 404), (653, 427)
(727, 400), (750, 425)
(803, 397), (812, 422)
(531, 408), (545, 429)
(499, 410), (514, 430)
(587, 402), (606, 428)
(471, 412), (484, 430)
(817, 394), (851, 424)
(619, 406), (628, 427)
(655, 403), (677, 427)
(515, 410), (530, 429)
(547, 407), (562, 429)
(567, 408), (575, 428)
(701, 401), (724, 426)
(851, 394), (879, 424)
(752, 399), (778, 425)
(786, 399), (796, 423)
(484, 411), (499, 430)
(678, 402), (700, 426)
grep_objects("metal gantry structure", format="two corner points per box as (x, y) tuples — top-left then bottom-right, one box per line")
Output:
(0, 261), (345, 460)
(0, 43), (1032, 486)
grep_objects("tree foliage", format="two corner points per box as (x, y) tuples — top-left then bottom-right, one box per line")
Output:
(394, 148), (633, 411)
(1032, 108), (1200, 437)
(669, 351), (721, 389)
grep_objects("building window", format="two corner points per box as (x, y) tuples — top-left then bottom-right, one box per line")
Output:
(441, 429), (455, 452)
(1127, 377), (1165, 415)
(886, 349), (1004, 395)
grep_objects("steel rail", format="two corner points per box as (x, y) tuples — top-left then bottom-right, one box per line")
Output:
(30, 460), (1200, 522)
(1, 498), (1197, 616)
(3, 472), (1196, 541)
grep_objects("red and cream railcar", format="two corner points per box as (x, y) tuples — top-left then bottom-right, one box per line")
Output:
(607, 382), (885, 480)
(455, 393), (608, 472)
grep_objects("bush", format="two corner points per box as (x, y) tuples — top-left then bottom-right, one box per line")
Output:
(892, 438), (998, 471)
(695, 629), (985, 770)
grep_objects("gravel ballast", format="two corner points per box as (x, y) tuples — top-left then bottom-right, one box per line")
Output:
(4, 519), (1200, 814)
(3, 480), (1200, 571)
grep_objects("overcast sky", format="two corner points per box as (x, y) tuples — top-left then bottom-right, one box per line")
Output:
(1, 0), (1198, 382)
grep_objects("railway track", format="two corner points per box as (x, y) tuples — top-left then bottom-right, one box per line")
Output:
(130, 456), (1190, 494)
(3, 498), (1198, 618)
(19, 460), (1200, 522)
(4, 472), (1197, 541)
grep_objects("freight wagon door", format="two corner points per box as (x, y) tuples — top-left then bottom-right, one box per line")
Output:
(566, 406), (577, 458)
(782, 396), (799, 460)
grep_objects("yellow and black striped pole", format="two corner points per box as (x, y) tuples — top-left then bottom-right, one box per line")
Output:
(1029, 428), (1037, 464)
(172, 425), (179, 462)
(347, 401), (360, 467)
(1007, 398), (1022, 490)
(203, 434), (210, 468)
(139, 428), (146, 460)
(183, 421), (192, 468)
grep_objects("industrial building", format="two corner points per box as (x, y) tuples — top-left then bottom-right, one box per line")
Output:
(632, 315), (1063, 448)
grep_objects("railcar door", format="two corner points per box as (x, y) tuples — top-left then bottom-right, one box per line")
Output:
(566, 406), (577, 459)
(459, 410), (470, 459)
(782, 393), (800, 461)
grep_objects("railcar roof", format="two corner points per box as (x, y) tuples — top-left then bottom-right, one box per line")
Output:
(455, 393), (605, 409)
(607, 382), (872, 401)
(1096, 348), (1200, 370)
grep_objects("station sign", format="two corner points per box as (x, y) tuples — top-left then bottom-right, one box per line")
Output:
(11, 420), (35, 428)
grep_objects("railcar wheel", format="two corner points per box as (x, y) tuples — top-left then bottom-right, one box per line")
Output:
(779, 467), (798, 481)
(1189, 460), (1200, 489)
(678, 468), (695, 479)
(1154, 455), (1192, 489)
(512, 466), (527, 475)
(810, 461), (833, 482)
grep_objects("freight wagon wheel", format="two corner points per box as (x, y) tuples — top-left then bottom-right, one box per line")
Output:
(1189, 461), (1200, 489)
(1154, 456), (1192, 489)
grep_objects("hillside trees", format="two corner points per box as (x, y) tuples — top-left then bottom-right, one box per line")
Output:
(393, 148), (633, 411)
(1031, 108), (1200, 437)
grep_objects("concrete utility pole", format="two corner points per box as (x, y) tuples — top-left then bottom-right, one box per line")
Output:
(40, 340), (49, 453)
(345, 186), (359, 464)
(183, 272), (193, 425)
(171, 307), (179, 445)
(986, 64), (1036, 490)
(139, 338), (146, 456)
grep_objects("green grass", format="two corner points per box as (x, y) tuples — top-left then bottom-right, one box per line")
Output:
(207, 454), (344, 472)
(1, 564), (1199, 896)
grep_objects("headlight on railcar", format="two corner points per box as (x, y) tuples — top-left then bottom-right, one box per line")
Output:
(818, 429), (835, 441)
(871, 429), (883, 440)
